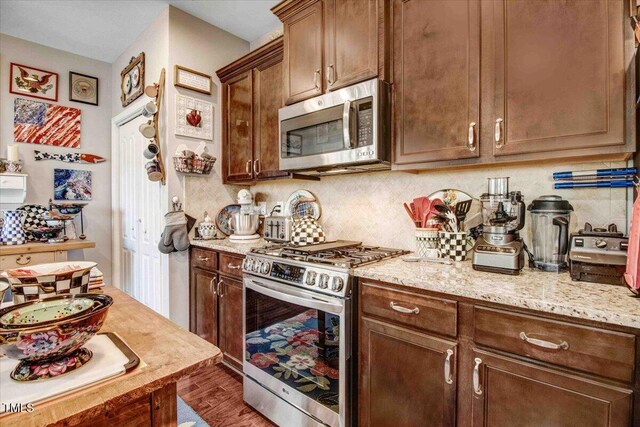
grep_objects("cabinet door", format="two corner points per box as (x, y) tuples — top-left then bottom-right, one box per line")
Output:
(218, 276), (244, 371)
(359, 317), (457, 427)
(190, 267), (218, 346)
(324, 0), (378, 91)
(491, 0), (625, 156)
(253, 56), (288, 179)
(393, 0), (481, 164)
(471, 350), (632, 427)
(283, 1), (324, 105)
(224, 71), (253, 182)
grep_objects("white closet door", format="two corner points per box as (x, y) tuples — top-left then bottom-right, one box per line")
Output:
(118, 115), (167, 316)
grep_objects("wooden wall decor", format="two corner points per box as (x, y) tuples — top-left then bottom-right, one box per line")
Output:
(120, 52), (145, 107)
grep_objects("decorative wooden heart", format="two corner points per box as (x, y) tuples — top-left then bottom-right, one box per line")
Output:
(186, 110), (201, 127)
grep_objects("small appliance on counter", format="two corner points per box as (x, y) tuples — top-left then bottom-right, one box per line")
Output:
(569, 223), (628, 286)
(229, 189), (260, 242)
(472, 177), (526, 275)
(263, 215), (293, 243)
(528, 195), (574, 272)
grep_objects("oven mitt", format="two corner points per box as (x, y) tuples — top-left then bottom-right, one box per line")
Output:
(158, 210), (190, 253)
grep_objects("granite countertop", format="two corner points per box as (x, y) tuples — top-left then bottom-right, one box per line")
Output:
(190, 237), (265, 255)
(189, 238), (640, 330)
(354, 257), (640, 330)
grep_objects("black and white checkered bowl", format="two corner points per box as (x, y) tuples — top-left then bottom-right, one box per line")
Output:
(1, 261), (96, 304)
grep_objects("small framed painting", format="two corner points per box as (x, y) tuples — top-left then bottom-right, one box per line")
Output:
(174, 65), (212, 95)
(120, 52), (145, 107)
(175, 94), (213, 140)
(54, 169), (92, 201)
(10, 63), (59, 102)
(69, 72), (99, 106)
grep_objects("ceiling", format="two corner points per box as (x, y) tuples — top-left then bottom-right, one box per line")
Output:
(0, 0), (281, 63)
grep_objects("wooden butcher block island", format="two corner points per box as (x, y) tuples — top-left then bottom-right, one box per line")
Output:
(1, 287), (222, 427)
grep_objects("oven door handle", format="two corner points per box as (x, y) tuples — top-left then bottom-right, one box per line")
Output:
(247, 279), (344, 315)
(343, 100), (353, 149)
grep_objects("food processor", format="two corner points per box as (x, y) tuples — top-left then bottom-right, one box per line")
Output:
(528, 195), (573, 272)
(472, 177), (526, 275)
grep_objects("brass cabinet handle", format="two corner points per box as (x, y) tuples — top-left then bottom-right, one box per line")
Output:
(473, 357), (483, 395)
(519, 332), (569, 351)
(390, 301), (419, 315)
(313, 69), (321, 89)
(217, 279), (224, 298)
(327, 64), (335, 86)
(227, 263), (242, 270)
(444, 349), (454, 385)
(245, 159), (252, 175)
(16, 255), (31, 265)
(494, 118), (504, 148)
(197, 256), (209, 262)
(209, 277), (216, 295)
(254, 159), (261, 176)
(468, 122), (477, 151)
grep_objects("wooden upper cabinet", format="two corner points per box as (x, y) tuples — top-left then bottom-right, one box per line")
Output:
(324, 0), (379, 91)
(359, 317), (457, 427)
(393, 0), (481, 164)
(253, 56), (288, 179)
(224, 71), (253, 182)
(281, 1), (324, 104)
(491, 0), (626, 156)
(471, 350), (633, 427)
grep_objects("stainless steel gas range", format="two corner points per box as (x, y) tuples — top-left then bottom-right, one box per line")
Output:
(242, 241), (407, 427)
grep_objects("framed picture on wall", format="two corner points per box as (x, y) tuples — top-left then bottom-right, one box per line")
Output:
(10, 63), (59, 102)
(174, 65), (212, 95)
(175, 94), (213, 140)
(120, 52), (145, 107)
(69, 72), (99, 106)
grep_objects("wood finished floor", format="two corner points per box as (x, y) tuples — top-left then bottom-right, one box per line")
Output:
(178, 363), (275, 427)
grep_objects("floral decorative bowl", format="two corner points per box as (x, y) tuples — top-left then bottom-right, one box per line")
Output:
(1, 261), (96, 304)
(0, 293), (112, 381)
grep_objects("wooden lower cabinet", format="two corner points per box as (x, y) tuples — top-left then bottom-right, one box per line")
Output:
(218, 276), (244, 371)
(359, 317), (457, 427)
(471, 350), (633, 427)
(190, 267), (218, 346)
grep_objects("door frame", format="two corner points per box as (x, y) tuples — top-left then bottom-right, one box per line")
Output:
(111, 100), (168, 313)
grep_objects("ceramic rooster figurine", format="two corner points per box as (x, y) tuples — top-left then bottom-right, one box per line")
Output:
(16, 66), (54, 94)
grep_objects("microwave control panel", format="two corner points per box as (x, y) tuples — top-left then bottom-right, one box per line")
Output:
(356, 99), (373, 147)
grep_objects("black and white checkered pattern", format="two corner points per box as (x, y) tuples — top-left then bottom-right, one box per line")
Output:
(291, 217), (326, 246)
(17, 204), (49, 241)
(0, 211), (27, 245)
(439, 231), (468, 261)
(8, 270), (91, 304)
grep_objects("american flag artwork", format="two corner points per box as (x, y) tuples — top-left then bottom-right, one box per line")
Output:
(13, 98), (81, 148)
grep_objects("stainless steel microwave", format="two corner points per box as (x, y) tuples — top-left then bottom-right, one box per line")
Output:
(278, 78), (391, 176)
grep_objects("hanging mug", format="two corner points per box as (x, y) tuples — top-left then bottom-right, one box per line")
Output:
(143, 142), (159, 159)
(146, 160), (163, 182)
(139, 120), (156, 138)
(142, 101), (158, 118)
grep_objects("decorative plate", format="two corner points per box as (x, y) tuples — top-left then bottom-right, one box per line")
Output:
(285, 190), (321, 220)
(427, 189), (482, 250)
(216, 204), (241, 236)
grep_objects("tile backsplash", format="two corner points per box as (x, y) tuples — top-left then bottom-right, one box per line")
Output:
(185, 159), (630, 252)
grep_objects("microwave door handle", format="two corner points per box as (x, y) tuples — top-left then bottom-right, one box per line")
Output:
(343, 100), (353, 149)
(247, 279), (344, 315)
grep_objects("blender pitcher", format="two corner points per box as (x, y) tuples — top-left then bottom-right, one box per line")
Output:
(527, 195), (574, 272)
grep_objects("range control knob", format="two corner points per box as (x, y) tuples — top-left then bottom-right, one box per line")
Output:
(253, 261), (261, 272)
(245, 258), (254, 271)
(318, 274), (329, 289)
(331, 277), (344, 292)
(305, 271), (317, 286)
(595, 239), (608, 249)
(260, 261), (270, 274)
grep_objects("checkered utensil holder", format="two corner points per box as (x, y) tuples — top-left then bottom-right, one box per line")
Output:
(416, 228), (440, 258)
(439, 231), (468, 261)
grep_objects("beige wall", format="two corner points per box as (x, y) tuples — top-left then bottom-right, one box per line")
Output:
(0, 34), (113, 283)
(250, 159), (631, 252)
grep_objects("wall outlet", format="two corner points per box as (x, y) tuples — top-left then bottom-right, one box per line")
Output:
(269, 201), (285, 216)
(257, 201), (267, 216)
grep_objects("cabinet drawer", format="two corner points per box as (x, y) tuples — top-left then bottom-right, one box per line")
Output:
(0, 252), (56, 270)
(360, 282), (457, 338)
(191, 247), (217, 271)
(0, 175), (26, 189)
(473, 306), (636, 383)
(219, 253), (244, 278)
